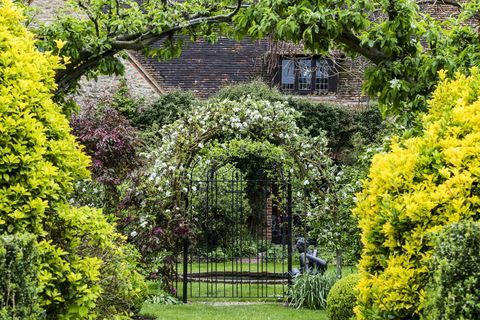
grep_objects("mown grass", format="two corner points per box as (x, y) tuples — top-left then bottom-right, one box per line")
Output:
(141, 303), (328, 320)
(141, 265), (357, 319)
(176, 260), (299, 274)
(176, 261), (357, 277)
(148, 265), (357, 301)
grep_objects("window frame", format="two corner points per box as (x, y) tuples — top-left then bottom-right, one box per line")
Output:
(278, 56), (337, 94)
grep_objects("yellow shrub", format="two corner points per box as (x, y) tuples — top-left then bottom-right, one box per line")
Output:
(353, 69), (480, 319)
(0, 1), (146, 318)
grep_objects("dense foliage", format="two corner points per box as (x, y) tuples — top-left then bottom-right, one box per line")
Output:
(289, 272), (337, 310)
(71, 103), (140, 216)
(216, 83), (383, 273)
(422, 221), (480, 319)
(215, 80), (284, 102)
(71, 104), (139, 186)
(135, 90), (196, 130)
(234, 0), (480, 121)
(326, 273), (360, 320)
(117, 96), (335, 290)
(0, 2), (146, 318)
(309, 167), (363, 278)
(110, 84), (197, 132)
(217, 81), (385, 158)
(353, 70), (480, 319)
(0, 233), (40, 319)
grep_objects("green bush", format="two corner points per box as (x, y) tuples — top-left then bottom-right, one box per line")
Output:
(0, 233), (41, 319)
(95, 243), (148, 317)
(326, 274), (360, 320)
(136, 90), (196, 129)
(422, 221), (480, 320)
(215, 80), (284, 102)
(42, 205), (148, 319)
(289, 272), (337, 310)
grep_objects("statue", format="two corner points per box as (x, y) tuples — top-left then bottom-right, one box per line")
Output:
(292, 238), (327, 276)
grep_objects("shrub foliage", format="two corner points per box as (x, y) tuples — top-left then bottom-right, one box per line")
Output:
(71, 104), (139, 186)
(0, 233), (40, 319)
(0, 2), (146, 318)
(422, 221), (480, 320)
(326, 274), (360, 320)
(289, 273), (337, 310)
(354, 69), (480, 319)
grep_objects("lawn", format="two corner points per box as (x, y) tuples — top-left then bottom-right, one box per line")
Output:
(141, 303), (328, 320)
(148, 265), (357, 301)
(176, 261), (357, 278)
(177, 260), (298, 274)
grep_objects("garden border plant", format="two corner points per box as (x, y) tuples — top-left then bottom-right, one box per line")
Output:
(0, 2), (146, 318)
(353, 69), (480, 319)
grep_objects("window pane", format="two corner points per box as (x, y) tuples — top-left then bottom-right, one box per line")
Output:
(281, 59), (295, 90)
(315, 59), (329, 91)
(298, 59), (312, 90)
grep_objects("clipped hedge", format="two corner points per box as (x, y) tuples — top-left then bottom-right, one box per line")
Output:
(326, 274), (360, 320)
(422, 221), (480, 319)
(134, 90), (196, 129)
(215, 80), (284, 102)
(353, 69), (480, 319)
(0, 233), (41, 319)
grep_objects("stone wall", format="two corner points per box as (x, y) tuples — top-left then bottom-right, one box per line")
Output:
(74, 55), (162, 107)
(30, 0), (161, 107)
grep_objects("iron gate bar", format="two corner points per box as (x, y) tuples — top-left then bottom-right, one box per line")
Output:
(179, 166), (293, 301)
(287, 177), (293, 286)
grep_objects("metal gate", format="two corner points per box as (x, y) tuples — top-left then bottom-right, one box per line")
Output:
(177, 167), (292, 301)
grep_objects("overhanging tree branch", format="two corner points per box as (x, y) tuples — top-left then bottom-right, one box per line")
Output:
(112, 6), (241, 50)
(336, 30), (388, 65)
(55, 50), (116, 94)
(53, 0), (243, 95)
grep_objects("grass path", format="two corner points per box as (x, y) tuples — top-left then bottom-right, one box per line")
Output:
(141, 302), (328, 320)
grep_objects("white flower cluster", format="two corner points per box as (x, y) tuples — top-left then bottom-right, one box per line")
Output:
(141, 96), (333, 217)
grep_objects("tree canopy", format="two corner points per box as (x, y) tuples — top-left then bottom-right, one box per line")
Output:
(28, 0), (480, 120)
(30, 0), (242, 94)
(234, 0), (480, 120)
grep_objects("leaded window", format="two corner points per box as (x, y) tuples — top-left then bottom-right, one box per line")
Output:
(278, 57), (337, 94)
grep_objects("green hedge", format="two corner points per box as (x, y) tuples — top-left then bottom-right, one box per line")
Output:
(326, 274), (360, 320)
(0, 233), (41, 320)
(423, 221), (480, 319)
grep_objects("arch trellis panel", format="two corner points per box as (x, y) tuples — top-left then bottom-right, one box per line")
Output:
(176, 167), (293, 301)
